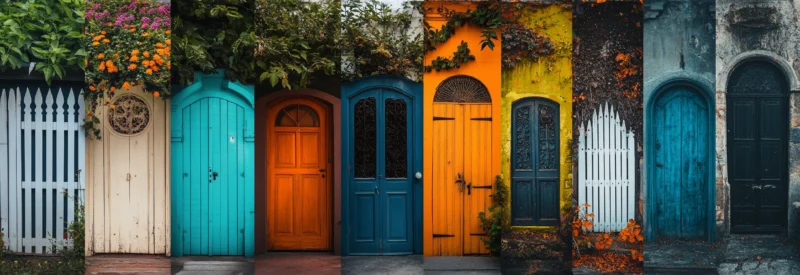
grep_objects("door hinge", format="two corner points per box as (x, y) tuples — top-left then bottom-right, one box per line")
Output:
(126, 173), (131, 181)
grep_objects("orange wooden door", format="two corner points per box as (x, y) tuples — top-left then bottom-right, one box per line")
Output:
(267, 99), (331, 250)
(431, 103), (492, 256)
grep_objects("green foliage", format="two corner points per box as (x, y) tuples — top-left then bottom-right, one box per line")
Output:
(172, 0), (256, 85)
(479, 176), (509, 256)
(423, 1), (500, 72)
(255, 0), (339, 90)
(340, 0), (423, 81)
(0, 0), (85, 84)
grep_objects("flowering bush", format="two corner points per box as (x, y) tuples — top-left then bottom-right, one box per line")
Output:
(84, 0), (170, 139)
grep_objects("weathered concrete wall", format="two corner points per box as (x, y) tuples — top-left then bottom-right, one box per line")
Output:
(573, 1), (643, 219)
(643, 0), (716, 239)
(716, 0), (800, 237)
(501, 4), (572, 231)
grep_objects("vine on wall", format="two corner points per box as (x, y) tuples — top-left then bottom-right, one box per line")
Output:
(425, 1), (570, 72)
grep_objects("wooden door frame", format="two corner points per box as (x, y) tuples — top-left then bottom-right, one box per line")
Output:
(340, 75), (423, 256)
(510, 97), (560, 227)
(645, 79), (715, 241)
(255, 90), (341, 255)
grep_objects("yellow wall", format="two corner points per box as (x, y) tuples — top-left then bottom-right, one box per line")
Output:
(423, 1), (502, 256)
(500, 5), (573, 231)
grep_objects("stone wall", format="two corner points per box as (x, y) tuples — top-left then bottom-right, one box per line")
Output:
(716, 0), (800, 237)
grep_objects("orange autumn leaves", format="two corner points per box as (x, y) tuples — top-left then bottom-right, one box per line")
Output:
(572, 204), (643, 273)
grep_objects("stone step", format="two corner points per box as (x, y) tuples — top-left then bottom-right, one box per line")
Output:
(181, 260), (251, 271)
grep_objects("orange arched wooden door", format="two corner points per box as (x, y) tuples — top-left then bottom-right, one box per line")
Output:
(267, 98), (331, 250)
(431, 76), (493, 256)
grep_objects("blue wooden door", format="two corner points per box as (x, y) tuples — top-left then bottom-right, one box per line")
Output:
(511, 98), (560, 226)
(171, 70), (255, 257)
(342, 76), (422, 255)
(651, 88), (709, 238)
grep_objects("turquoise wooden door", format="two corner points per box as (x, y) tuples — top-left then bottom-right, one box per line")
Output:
(649, 86), (710, 239)
(342, 76), (422, 255)
(171, 70), (255, 257)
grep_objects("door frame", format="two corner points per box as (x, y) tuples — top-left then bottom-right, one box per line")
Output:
(170, 69), (255, 257)
(645, 79), (715, 241)
(341, 75), (423, 256)
(264, 96), (333, 251)
(255, 89), (342, 255)
(510, 97), (560, 227)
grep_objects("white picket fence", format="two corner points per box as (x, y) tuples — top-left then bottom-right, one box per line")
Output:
(0, 85), (85, 254)
(578, 103), (635, 232)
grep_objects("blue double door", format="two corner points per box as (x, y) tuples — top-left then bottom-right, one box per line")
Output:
(170, 71), (255, 256)
(343, 77), (422, 255)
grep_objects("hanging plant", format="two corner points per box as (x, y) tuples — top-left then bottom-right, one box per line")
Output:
(83, 0), (171, 139)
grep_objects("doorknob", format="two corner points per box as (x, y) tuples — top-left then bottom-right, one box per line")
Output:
(212, 171), (218, 181)
(415, 172), (422, 179)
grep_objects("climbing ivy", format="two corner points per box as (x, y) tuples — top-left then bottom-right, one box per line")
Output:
(424, 1), (568, 72)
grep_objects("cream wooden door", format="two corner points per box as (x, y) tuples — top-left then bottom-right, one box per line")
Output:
(267, 98), (331, 250)
(431, 103), (492, 256)
(87, 86), (169, 255)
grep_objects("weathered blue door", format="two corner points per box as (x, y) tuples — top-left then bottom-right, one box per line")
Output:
(342, 76), (422, 255)
(170, 70), (255, 257)
(651, 87), (709, 239)
(511, 98), (560, 226)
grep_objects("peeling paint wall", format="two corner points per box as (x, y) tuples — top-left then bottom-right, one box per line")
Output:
(501, 4), (572, 231)
(716, 0), (800, 237)
(643, 0), (716, 239)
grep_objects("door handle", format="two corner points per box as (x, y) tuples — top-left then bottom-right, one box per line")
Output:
(467, 183), (472, 195)
(212, 171), (218, 181)
(319, 169), (326, 172)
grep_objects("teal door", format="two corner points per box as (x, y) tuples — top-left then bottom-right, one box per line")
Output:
(648, 84), (712, 240)
(171, 70), (255, 257)
(342, 76), (422, 255)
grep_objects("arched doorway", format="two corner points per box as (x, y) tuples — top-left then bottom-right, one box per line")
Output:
(266, 97), (332, 250)
(511, 98), (560, 227)
(431, 75), (493, 256)
(727, 61), (789, 233)
(647, 81), (714, 240)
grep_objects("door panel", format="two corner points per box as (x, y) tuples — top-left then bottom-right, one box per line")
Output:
(652, 89), (709, 239)
(432, 104), (462, 256)
(464, 105), (491, 255)
(268, 99), (330, 250)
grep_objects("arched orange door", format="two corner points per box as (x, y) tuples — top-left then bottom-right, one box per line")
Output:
(267, 98), (331, 250)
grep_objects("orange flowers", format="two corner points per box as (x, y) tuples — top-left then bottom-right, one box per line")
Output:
(92, 41), (99, 46)
(129, 55), (139, 62)
(143, 51), (150, 58)
(88, 85), (96, 92)
(97, 53), (105, 60)
(128, 64), (137, 71)
(145, 69), (153, 75)
(142, 32), (150, 37)
(152, 91), (160, 98)
(122, 82), (131, 89)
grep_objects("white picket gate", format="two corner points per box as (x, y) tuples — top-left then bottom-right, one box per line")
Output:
(0, 85), (85, 254)
(578, 103), (635, 232)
